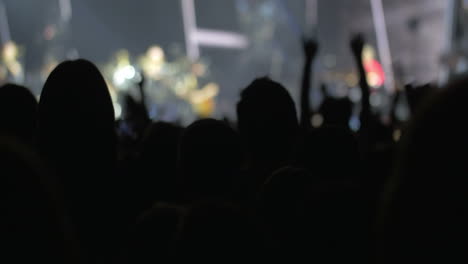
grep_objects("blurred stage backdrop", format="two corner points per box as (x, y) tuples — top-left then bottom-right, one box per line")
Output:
(0, 0), (460, 124)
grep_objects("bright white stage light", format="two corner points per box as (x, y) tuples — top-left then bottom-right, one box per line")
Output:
(311, 114), (323, 128)
(113, 65), (136, 86)
(59, 0), (72, 22)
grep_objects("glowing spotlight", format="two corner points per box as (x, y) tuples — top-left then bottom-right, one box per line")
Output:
(311, 114), (324, 128)
(113, 65), (136, 86)
(123, 65), (136, 79)
(2, 41), (18, 62)
(362, 44), (385, 89)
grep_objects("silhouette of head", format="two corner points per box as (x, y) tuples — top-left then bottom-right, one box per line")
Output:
(237, 77), (298, 165)
(405, 83), (435, 114)
(38, 59), (115, 171)
(297, 126), (360, 182)
(178, 119), (241, 201)
(319, 97), (353, 128)
(0, 84), (37, 145)
(37, 59), (117, 260)
(137, 121), (183, 204)
(381, 77), (468, 263)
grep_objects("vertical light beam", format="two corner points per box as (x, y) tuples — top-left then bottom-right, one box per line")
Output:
(370, 0), (395, 92)
(59, 0), (73, 22)
(305, 0), (318, 36)
(0, 1), (11, 44)
(181, 0), (199, 60)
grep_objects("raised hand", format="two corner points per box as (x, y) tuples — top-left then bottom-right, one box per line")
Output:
(350, 34), (371, 152)
(303, 38), (319, 60)
(300, 38), (319, 131)
(350, 34), (365, 58)
(138, 72), (146, 89)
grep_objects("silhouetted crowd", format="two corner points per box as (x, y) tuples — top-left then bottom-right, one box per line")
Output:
(2, 35), (467, 264)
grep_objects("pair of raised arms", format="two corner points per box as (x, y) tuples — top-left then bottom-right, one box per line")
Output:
(300, 35), (371, 132)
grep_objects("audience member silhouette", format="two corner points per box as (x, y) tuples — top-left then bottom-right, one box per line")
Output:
(318, 95), (354, 128)
(0, 84), (38, 146)
(381, 77), (468, 263)
(38, 59), (121, 262)
(2, 20), (465, 264)
(404, 83), (436, 114)
(178, 118), (242, 202)
(133, 121), (183, 211)
(297, 126), (361, 182)
(237, 77), (299, 195)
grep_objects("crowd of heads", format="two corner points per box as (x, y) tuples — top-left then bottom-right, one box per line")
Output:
(1, 34), (467, 264)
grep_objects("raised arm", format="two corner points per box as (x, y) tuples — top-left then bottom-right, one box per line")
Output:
(350, 35), (371, 130)
(300, 38), (318, 131)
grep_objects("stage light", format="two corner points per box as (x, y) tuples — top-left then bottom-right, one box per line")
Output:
(367, 72), (382, 88)
(113, 65), (136, 86)
(123, 65), (136, 79)
(363, 45), (385, 89)
(311, 114), (323, 128)
(2, 41), (18, 62)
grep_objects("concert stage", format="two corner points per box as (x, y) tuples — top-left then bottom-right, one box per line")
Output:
(0, 0), (453, 124)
